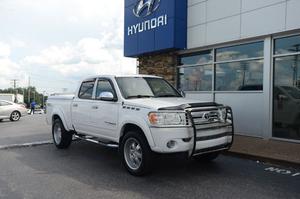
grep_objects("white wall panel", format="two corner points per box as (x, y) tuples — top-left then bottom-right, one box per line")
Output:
(215, 93), (264, 137)
(188, 24), (206, 49)
(206, 16), (240, 44)
(185, 92), (213, 102)
(188, 1), (206, 27)
(207, 0), (241, 21)
(188, 0), (206, 6)
(241, 0), (284, 12)
(286, 0), (300, 30)
(241, 3), (286, 37)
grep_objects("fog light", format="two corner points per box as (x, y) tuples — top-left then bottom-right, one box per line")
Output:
(167, 140), (176, 149)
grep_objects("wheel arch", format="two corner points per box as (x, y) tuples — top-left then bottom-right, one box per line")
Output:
(11, 110), (21, 119)
(52, 113), (69, 131)
(119, 122), (155, 148)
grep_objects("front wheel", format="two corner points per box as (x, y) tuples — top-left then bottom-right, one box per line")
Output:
(120, 131), (153, 176)
(10, 111), (20, 121)
(52, 119), (73, 149)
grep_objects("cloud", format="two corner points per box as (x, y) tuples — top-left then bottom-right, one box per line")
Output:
(0, 0), (136, 93)
(0, 42), (11, 58)
(0, 57), (28, 89)
(22, 37), (136, 84)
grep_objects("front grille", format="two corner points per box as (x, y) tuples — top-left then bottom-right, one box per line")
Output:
(185, 104), (234, 156)
(187, 106), (233, 131)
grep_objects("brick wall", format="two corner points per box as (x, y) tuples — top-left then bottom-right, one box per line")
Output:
(138, 52), (178, 86)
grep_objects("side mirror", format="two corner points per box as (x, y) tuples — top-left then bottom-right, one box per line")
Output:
(99, 92), (114, 101)
(278, 94), (288, 101)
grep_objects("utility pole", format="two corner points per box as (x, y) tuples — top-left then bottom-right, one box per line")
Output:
(10, 79), (19, 103)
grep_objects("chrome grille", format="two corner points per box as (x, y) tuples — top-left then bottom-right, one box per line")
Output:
(187, 106), (233, 131)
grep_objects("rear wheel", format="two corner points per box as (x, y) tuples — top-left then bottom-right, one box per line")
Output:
(193, 152), (220, 162)
(52, 119), (72, 149)
(120, 131), (153, 176)
(10, 111), (20, 121)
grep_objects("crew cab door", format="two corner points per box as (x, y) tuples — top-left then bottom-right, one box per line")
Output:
(89, 78), (119, 139)
(72, 78), (96, 134)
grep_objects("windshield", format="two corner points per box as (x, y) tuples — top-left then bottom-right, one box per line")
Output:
(116, 77), (182, 99)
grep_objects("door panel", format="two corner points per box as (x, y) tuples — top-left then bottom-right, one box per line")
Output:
(0, 102), (13, 118)
(89, 79), (119, 139)
(89, 101), (119, 138)
(72, 79), (96, 135)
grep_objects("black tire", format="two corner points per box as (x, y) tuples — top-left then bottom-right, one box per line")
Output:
(0, 119), (3, 122)
(120, 131), (153, 176)
(193, 152), (220, 162)
(52, 119), (73, 149)
(10, 111), (20, 121)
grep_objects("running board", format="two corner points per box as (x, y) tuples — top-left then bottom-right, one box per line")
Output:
(74, 134), (119, 148)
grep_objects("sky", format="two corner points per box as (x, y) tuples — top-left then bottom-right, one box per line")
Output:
(0, 0), (137, 94)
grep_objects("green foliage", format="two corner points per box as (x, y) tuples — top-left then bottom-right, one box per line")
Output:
(0, 87), (47, 107)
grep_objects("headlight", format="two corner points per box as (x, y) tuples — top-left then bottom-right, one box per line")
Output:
(148, 112), (187, 126)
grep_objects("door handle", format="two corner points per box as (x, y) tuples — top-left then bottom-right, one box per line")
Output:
(92, 105), (99, 109)
(73, 104), (78, 107)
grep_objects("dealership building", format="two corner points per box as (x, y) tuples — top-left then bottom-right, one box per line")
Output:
(124, 0), (300, 142)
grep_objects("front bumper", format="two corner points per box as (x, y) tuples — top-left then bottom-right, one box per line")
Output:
(150, 125), (233, 155)
(149, 105), (234, 156)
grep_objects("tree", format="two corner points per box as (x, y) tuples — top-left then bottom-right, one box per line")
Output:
(0, 87), (47, 107)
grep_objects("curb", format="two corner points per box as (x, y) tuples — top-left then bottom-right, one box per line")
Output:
(224, 150), (300, 169)
(0, 140), (53, 150)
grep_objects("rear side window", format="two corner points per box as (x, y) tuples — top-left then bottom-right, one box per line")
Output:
(78, 80), (95, 99)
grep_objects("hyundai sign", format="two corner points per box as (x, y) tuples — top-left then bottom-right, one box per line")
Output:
(124, 0), (187, 57)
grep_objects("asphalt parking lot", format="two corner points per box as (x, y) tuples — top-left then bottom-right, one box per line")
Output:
(0, 114), (51, 146)
(0, 115), (299, 199)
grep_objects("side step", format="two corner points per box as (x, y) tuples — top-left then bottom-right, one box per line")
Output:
(74, 134), (119, 148)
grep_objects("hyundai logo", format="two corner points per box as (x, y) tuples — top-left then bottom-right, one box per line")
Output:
(133, 0), (161, 18)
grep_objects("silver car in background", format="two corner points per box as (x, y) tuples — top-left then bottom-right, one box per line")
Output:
(0, 100), (28, 122)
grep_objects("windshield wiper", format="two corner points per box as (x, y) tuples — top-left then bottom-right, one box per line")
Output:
(126, 95), (153, 99)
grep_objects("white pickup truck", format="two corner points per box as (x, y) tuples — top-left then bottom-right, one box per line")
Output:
(46, 75), (234, 175)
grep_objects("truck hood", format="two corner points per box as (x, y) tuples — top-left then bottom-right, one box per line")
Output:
(124, 97), (215, 110)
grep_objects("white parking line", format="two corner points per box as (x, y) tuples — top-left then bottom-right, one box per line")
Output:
(0, 140), (52, 150)
(265, 167), (300, 177)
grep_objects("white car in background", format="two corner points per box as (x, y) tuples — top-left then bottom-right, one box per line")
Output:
(0, 100), (28, 122)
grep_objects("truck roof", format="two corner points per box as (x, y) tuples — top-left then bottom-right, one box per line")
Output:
(82, 74), (162, 81)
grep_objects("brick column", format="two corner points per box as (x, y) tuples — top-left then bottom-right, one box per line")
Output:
(138, 52), (178, 86)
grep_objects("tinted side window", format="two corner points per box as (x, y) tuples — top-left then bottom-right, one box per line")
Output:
(95, 79), (115, 99)
(78, 81), (95, 99)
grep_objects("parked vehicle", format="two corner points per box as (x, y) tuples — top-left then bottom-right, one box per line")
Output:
(0, 100), (28, 122)
(46, 75), (234, 175)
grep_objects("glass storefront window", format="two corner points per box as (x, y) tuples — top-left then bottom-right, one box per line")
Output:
(215, 60), (263, 91)
(273, 54), (300, 140)
(274, 35), (300, 55)
(178, 65), (212, 91)
(180, 50), (212, 66)
(216, 42), (264, 62)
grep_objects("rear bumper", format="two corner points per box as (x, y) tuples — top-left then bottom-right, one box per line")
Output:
(20, 109), (28, 117)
